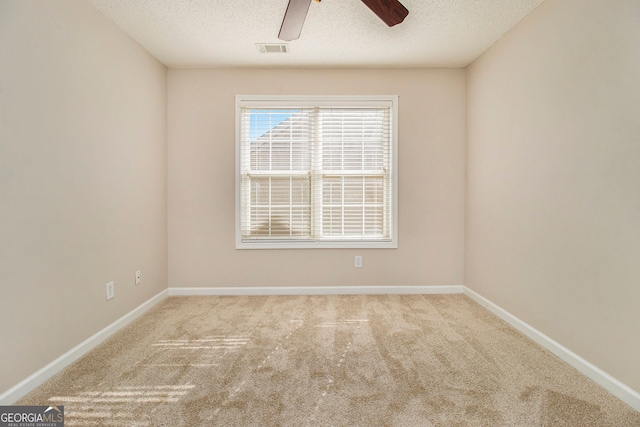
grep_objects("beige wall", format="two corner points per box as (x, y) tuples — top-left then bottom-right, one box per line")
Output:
(466, 0), (640, 392)
(168, 68), (465, 288)
(0, 0), (167, 394)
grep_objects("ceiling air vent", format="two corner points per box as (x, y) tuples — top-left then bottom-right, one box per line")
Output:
(256, 43), (289, 53)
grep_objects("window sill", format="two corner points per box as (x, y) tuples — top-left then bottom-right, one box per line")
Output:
(236, 240), (398, 250)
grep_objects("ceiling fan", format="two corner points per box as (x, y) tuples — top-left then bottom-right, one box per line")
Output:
(278, 0), (409, 41)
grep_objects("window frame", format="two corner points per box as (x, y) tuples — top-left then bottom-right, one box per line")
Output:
(235, 95), (398, 249)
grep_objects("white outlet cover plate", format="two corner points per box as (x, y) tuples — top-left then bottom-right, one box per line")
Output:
(106, 281), (115, 300)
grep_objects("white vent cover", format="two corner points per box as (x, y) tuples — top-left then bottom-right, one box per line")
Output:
(256, 43), (289, 53)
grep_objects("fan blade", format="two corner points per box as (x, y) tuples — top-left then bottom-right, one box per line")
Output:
(360, 0), (409, 27)
(278, 0), (313, 41)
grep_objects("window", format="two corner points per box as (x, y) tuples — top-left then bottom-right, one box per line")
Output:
(236, 95), (398, 249)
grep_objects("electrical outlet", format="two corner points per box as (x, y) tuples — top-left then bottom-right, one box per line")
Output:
(355, 256), (363, 268)
(106, 281), (115, 300)
(135, 270), (141, 285)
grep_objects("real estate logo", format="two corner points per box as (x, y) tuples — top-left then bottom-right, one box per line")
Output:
(0, 406), (64, 427)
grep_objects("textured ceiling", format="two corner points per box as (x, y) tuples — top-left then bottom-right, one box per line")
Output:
(87, 0), (544, 68)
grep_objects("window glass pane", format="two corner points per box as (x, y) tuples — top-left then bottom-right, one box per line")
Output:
(322, 177), (343, 205)
(319, 108), (389, 172)
(320, 176), (386, 238)
(249, 109), (311, 171)
(321, 207), (344, 236)
(247, 177), (310, 237)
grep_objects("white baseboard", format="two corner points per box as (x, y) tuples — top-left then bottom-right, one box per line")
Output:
(463, 286), (640, 412)
(168, 285), (464, 296)
(0, 289), (168, 405)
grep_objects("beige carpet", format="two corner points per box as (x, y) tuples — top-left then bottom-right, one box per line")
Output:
(18, 294), (640, 426)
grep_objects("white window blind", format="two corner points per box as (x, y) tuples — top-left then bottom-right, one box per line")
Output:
(236, 96), (398, 249)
